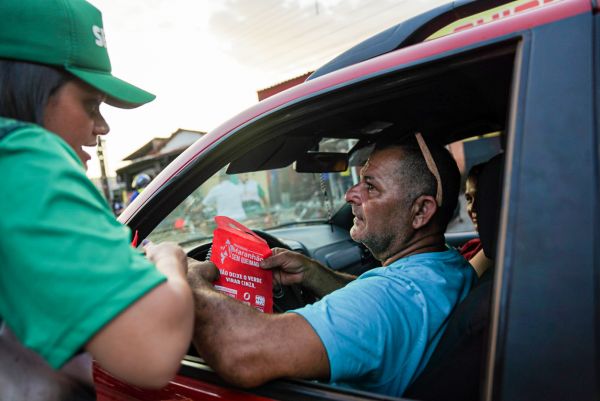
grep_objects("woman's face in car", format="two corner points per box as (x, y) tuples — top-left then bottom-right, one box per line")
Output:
(465, 176), (478, 230)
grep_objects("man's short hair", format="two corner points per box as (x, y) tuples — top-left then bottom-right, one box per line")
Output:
(374, 134), (461, 229)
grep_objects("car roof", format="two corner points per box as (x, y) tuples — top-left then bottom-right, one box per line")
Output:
(309, 0), (576, 79)
(308, 0), (505, 80)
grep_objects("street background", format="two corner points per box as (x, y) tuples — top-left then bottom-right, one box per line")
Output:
(87, 0), (447, 179)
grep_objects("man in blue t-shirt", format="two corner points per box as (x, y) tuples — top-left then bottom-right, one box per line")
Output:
(188, 134), (475, 397)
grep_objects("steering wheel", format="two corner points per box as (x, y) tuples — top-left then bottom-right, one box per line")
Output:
(187, 231), (318, 313)
(251, 229), (319, 312)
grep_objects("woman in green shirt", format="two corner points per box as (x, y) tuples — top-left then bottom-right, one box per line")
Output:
(0, 0), (194, 397)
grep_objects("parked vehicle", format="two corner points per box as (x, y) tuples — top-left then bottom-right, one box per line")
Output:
(95, 0), (599, 400)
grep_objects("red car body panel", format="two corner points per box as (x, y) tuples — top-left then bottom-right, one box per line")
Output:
(119, 0), (590, 224)
(94, 365), (274, 401)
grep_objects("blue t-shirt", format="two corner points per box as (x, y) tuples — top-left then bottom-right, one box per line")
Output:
(293, 248), (475, 397)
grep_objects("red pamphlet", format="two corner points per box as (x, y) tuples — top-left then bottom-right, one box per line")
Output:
(210, 216), (273, 313)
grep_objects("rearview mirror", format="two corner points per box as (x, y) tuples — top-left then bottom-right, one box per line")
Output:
(294, 152), (349, 173)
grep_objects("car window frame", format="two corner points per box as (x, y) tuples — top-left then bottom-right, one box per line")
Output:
(486, 11), (598, 401)
(173, 38), (522, 398)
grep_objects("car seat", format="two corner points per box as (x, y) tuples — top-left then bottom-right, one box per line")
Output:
(403, 153), (504, 401)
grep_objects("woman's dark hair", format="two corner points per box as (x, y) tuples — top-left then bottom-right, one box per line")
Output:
(0, 60), (71, 125)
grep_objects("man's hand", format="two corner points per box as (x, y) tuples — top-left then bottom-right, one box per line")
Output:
(259, 248), (319, 286)
(261, 247), (356, 297)
(187, 259), (220, 288)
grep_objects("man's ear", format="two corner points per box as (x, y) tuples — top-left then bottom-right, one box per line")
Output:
(411, 195), (438, 229)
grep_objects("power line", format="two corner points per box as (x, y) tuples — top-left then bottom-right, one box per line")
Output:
(216, 2), (304, 42)
(241, 1), (416, 69)
(245, 2), (401, 61)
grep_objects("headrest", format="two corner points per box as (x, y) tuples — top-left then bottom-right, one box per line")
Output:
(476, 153), (504, 259)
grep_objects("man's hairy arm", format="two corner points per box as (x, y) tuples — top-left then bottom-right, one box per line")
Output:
(190, 276), (330, 387)
(260, 248), (356, 298)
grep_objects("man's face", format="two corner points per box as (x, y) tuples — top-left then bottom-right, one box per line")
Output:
(465, 176), (478, 231)
(345, 147), (413, 261)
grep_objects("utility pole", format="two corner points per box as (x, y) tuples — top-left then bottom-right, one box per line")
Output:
(96, 137), (111, 202)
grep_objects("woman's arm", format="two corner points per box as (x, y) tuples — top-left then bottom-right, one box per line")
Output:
(86, 242), (194, 388)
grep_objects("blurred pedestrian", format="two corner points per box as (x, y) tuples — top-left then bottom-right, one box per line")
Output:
(129, 172), (152, 204)
(202, 172), (247, 221)
(240, 173), (269, 217)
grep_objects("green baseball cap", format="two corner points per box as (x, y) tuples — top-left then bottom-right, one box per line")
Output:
(0, 0), (155, 108)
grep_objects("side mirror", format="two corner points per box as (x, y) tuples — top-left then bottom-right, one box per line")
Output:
(294, 152), (349, 173)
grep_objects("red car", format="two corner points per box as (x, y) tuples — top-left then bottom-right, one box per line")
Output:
(96, 0), (600, 400)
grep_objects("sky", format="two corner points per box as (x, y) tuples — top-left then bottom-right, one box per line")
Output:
(87, 0), (447, 179)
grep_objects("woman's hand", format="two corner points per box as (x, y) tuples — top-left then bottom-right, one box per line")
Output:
(143, 241), (187, 278)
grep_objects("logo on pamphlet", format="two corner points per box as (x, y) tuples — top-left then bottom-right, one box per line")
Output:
(220, 239), (230, 264)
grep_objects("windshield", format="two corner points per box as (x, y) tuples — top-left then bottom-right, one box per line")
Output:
(147, 138), (360, 249)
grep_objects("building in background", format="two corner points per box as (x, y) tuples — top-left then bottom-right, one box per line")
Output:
(114, 128), (205, 206)
(256, 72), (313, 101)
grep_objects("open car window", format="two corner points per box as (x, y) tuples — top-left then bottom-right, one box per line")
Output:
(147, 131), (501, 252)
(148, 137), (501, 253)
(146, 138), (361, 250)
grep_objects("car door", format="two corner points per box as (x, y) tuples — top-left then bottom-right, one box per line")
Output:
(485, 8), (598, 401)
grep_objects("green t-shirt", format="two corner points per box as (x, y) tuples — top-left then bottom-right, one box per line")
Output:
(0, 119), (166, 369)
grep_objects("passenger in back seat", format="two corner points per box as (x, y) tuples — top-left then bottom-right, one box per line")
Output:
(462, 160), (496, 278)
(460, 163), (485, 260)
(467, 154), (504, 278)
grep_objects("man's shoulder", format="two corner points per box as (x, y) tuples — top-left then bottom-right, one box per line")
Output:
(388, 248), (469, 270)
(379, 249), (475, 292)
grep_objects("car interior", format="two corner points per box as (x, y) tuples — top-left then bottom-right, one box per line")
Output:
(136, 38), (517, 400)
(404, 152), (504, 401)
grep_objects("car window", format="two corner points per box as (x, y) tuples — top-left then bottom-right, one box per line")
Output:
(147, 132), (498, 249)
(147, 138), (360, 250)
